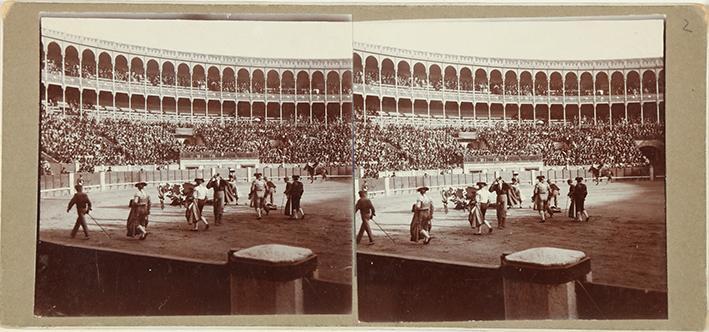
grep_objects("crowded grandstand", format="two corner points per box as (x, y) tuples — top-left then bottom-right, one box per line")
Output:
(351, 41), (665, 178)
(39, 30), (664, 178)
(40, 27), (353, 173)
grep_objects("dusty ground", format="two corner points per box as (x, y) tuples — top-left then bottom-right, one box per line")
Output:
(39, 179), (353, 284)
(356, 180), (667, 291)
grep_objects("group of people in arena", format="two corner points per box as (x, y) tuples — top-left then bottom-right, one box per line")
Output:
(65, 168), (307, 240)
(353, 171), (592, 246)
(355, 172), (590, 245)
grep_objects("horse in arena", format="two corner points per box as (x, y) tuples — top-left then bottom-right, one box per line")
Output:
(157, 182), (212, 208)
(441, 186), (474, 214)
(589, 163), (613, 185)
(303, 162), (323, 183)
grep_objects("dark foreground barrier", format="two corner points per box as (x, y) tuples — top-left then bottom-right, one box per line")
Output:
(357, 251), (667, 321)
(35, 241), (351, 316)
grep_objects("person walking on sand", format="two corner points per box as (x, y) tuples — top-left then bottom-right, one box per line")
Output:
(127, 181), (151, 240)
(207, 173), (228, 225)
(250, 173), (267, 219)
(410, 186), (433, 244)
(574, 176), (591, 222)
(354, 190), (376, 245)
(290, 175), (305, 220)
(489, 176), (510, 229)
(533, 175), (554, 223)
(67, 184), (92, 239)
(566, 179), (577, 219)
(473, 182), (493, 235)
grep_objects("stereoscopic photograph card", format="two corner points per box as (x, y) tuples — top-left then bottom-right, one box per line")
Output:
(0, 2), (706, 330)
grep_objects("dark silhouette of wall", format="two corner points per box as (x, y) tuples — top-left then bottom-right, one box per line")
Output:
(35, 241), (351, 316)
(357, 252), (667, 322)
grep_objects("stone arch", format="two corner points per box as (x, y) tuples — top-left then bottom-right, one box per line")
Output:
(161, 61), (175, 85)
(564, 72), (578, 96)
(207, 66), (221, 91)
(146, 60), (160, 86)
(81, 49), (96, 79)
(504, 70), (517, 95)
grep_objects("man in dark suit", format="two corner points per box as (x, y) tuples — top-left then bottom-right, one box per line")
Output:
(207, 173), (229, 225)
(283, 177), (293, 216)
(573, 177), (590, 222)
(489, 176), (511, 229)
(290, 175), (305, 220)
(67, 185), (92, 239)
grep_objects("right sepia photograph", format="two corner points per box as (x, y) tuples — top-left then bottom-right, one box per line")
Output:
(352, 17), (666, 321)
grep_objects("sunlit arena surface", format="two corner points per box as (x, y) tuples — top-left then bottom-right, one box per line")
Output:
(39, 179), (353, 284)
(356, 180), (666, 291)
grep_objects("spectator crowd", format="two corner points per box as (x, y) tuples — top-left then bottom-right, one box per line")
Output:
(40, 103), (663, 177)
(353, 118), (663, 178)
(40, 107), (351, 173)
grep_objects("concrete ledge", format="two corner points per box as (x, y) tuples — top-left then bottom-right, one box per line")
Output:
(229, 245), (318, 282)
(501, 248), (591, 284)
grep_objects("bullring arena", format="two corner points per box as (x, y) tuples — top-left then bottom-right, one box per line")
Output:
(36, 21), (354, 316)
(356, 174), (666, 291)
(350, 32), (667, 320)
(39, 173), (353, 284)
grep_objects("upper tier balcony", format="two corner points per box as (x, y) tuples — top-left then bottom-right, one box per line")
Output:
(41, 72), (353, 103)
(352, 83), (664, 104)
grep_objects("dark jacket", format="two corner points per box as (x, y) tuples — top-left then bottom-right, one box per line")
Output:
(574, 183), (588, 200)
(207, 178), (229, 192)
(291, 180), (304, 198)
(489, 182), (511, 195)
(68, 192), (92, 212)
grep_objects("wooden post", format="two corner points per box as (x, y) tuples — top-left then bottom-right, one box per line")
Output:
(99, 171), (106, 191)
(649, 164), (655, 181)
(384, 177), (391, 196)
(68, 172), (76, 195)
(501, 247), (592, 319)
(228, 244), (317, 314)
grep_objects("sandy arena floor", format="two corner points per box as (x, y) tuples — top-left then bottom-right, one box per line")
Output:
(39, 179), (354, 284)
(356, 180), (667, 291)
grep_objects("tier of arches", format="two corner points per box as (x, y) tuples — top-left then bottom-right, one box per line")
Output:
(42, 84), (353, 122)
(42, 42), (352, 95)
(353, 53), (664, 97)
(354, 95), (665, 124)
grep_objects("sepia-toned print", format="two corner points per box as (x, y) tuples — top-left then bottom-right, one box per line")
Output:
(35, 16), (354, 316)
(352, 18), (666, 321)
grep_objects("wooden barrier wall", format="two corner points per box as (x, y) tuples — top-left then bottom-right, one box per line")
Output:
(39, 165), (354, 197)
(358, 165), (654, 198)
(35, 241), (351, 316)
(356, 252), (667, 322)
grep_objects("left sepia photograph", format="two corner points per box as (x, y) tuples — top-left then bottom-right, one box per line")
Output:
(36, 15), (354, 316)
